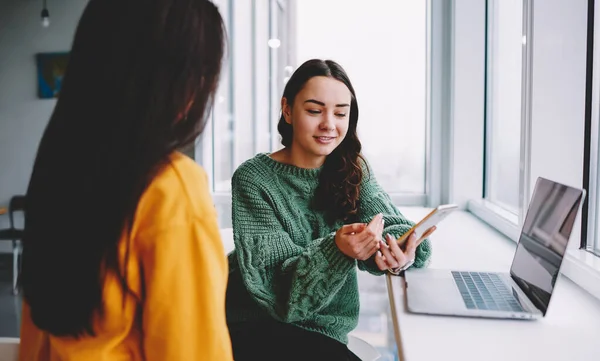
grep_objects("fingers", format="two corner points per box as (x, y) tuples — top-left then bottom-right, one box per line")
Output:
(339, 214), (386, 260)
(340, 228), (379, 260)
(378, 240), (399, 268)
(375, 251), (389, 271)
(376, 215), (384, 236)
(423, 226), (436, 238)
(358, 239), (380, 260)
(417, 226), (436, 245)
(405, 231), (418, 257)
(385, 234), (409, 266)
(356, 214), (384, 256)
(341, 222), (367, 235)
(367, 213), (383, 229)
(357, 213), (383, 240)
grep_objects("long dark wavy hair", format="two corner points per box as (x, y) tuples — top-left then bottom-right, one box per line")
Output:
(277, 59), (367, 222)
(20, 0), (225, 337)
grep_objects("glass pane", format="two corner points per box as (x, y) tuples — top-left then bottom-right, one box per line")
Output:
(206, 0), (290, 193)
(254, 0), (273, 155)
(212, 0), (234, 193)
(294, 0), (427, 194)
(486, 0), (523, 214)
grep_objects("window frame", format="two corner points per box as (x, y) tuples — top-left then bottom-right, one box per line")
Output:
(478, 0), (532, 223)
(465, 0), (600, 302)
(585, 0), (600, 257)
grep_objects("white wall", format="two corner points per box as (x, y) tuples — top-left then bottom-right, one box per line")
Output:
(0, 1), (88, 213)
(528, 0), (588, 247)
(0, 0), (88, 251)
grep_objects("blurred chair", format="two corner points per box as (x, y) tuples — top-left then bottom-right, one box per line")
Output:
(347, 334), (381, 361)
(0, 195), (25, 295)
(0, 338), (19, 361)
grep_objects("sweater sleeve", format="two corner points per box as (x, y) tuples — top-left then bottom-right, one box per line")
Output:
(356, 169), (432, 275)
(231, 172), (356, 323)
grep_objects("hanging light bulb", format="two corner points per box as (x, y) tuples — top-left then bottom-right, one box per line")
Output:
(41, 0), (50, 27)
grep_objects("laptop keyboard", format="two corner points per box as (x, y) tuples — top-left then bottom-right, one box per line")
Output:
(451, 271), (525, 312)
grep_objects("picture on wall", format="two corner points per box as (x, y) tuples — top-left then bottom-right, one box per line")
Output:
(36, 52), (69, 99)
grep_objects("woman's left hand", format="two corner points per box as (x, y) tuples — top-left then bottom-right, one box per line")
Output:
(375, 227), (435, 273)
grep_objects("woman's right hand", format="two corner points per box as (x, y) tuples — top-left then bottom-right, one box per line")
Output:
(335, 213), (384, 260)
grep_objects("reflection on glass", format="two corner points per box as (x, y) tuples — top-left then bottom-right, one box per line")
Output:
(510, 178), (583, 314)
(486, 0), (523, 213)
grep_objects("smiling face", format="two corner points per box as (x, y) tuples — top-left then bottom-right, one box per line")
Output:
(281, 76), (352, 167)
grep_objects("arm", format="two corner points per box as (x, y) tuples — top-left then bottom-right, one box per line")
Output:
(356, 171), (432, 275)
(232, 174), (355, 323)
(140, 219), (232, 361)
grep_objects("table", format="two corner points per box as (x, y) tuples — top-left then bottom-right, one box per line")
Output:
(386, 210), (600, 361)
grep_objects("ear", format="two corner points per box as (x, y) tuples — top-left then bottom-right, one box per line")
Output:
(281, 97), (292, 124)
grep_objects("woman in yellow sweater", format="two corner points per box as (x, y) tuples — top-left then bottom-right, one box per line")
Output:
(18, 0), (232, 360)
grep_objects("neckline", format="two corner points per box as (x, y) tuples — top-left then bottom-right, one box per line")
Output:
(257, 153), (323, 178)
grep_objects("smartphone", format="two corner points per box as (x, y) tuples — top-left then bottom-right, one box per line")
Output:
(396, 204), (458, 247)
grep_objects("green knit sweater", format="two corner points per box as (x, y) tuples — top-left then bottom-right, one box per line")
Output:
(225, 153), (432, 344)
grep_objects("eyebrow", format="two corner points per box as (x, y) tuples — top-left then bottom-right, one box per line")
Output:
(304, 99), (350, 108)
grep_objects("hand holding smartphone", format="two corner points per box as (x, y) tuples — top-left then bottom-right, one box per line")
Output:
(395, 204), (457, 247)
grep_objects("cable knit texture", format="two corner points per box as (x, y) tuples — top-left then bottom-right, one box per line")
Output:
(226, 153), (432, 345)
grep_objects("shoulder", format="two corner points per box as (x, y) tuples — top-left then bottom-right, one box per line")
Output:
(133, 152), (216, 235)
(232, 153), (275, 188)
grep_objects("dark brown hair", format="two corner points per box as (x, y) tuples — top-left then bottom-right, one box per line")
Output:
(277, 59), (366, 222)
(20, 0), (225, 337)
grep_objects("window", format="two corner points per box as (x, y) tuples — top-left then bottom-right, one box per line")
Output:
(293, 0), (429, 201)
(194, 0), (292, 227)
(197, 0), (429, 226)
(484, 0), (524, 217)
(199, 0), (292, 192)
(463, 0), (600, 301)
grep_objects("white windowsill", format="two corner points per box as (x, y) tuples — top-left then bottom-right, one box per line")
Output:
(392, 206), (600, 361)
(467, 199), (520, 241)
(467, 199), (600, 302)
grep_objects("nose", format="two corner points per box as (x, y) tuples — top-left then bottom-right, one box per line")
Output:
(319, 113), (335, 132)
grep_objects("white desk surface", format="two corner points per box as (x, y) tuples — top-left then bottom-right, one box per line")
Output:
(388, 209), (600, 361)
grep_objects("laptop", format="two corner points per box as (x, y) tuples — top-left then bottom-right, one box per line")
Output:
(405, 177), (586, 320)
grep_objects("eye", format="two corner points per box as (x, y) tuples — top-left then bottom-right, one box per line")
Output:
(307, 109), (321, 115)
(336, 113), (347, 118)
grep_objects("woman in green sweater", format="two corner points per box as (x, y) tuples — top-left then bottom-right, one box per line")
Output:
(226, 59), (433, 360)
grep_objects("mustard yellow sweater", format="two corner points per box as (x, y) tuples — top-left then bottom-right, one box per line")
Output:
(19, 152), (233, 361)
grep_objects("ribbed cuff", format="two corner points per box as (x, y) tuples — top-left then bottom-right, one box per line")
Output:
(317, 236), (355, 273)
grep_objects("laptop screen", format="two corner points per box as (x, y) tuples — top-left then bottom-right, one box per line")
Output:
(509, 177), (584, 315)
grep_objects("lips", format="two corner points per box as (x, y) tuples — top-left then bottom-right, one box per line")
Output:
(314, 136), (336, 144)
